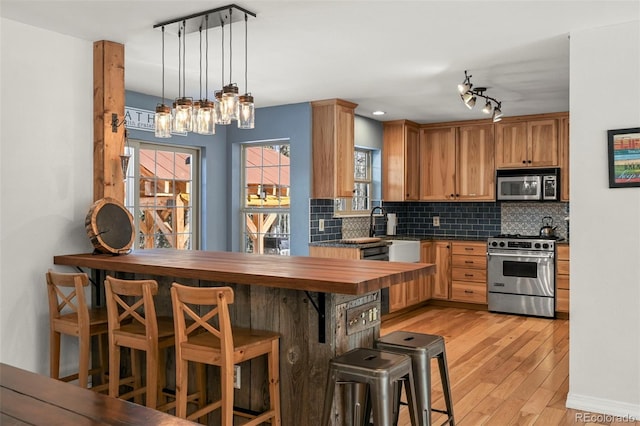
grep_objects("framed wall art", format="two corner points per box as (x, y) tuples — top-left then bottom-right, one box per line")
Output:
(607, 127), (640, 188)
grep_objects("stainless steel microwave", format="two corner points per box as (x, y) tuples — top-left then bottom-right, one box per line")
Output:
(496, 168), (560, 201)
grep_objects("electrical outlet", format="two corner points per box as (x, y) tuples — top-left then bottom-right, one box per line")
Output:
(234, 365), (241, 389)
(433, 216), (440, 227)
(319, 219), (325, 232)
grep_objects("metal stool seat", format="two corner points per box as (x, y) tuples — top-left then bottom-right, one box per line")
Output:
(322, 347), (419, 426)
(375, 331), (455, 426)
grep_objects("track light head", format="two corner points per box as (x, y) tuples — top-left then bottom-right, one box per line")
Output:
(457, 71), (503, 120)
(465, 96), (476, 109)
(482, 100), (492, 114)
(492, 104), (503, 122)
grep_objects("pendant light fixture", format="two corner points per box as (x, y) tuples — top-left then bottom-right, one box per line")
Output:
(196, 14), (215, 135)
(173, 21), (193, 133)
(457, 70), (504, 122)
(155, 26), (172, 138)
(153, 5), (257, 133)
(238, 13), (255, 129)
(221, 7), (239, 122)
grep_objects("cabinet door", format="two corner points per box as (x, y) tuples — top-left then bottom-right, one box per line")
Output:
(335, 104), (356, 197)
(420, 242), (433, 301)
(388, 282), (406, 312)
(432, 242), (451, 300)
(419, 127), (456, 200)
(405, 125), (420, 200)
(495, 121), (528, 168)
(405, 279), (421, 307)
(528, 119), (558, 167)
(457, 124), (495, 200)
(560, 116), (570, 201)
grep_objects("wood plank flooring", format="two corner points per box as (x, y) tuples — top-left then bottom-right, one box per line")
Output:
(381, 306), (639, 426)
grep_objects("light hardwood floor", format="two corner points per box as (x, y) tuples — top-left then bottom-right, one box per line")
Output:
(381, 306), (639, 426)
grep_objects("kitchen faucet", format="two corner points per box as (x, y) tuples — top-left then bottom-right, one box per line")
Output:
(369, 206), (388, 237)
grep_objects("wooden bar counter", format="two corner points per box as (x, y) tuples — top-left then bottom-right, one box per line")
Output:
(54, 249), (435, 425)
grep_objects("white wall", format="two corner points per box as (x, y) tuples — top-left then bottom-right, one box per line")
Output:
(568, 20), (640, 417)
(0, 18), (94, 374)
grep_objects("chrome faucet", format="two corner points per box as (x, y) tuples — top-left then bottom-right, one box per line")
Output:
(369, 206), (388, 237)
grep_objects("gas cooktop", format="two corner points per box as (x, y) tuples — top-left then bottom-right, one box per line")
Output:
(492, 234), (564, 241)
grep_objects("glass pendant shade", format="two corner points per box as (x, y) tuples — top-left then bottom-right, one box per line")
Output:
(215, 91), (231, 125)
(155, 104), (172, 138)
(196, 100), (216, 134)
(191, 100), (201, 131)
(222, 84), (239, 121)
(174, 98), (193, 132)
(238, 94), (255, 129)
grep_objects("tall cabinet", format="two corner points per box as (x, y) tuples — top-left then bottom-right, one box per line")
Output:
(419, 123), (495, 201)
(311, 99), (358, 198)
(382, 120), (420, 201)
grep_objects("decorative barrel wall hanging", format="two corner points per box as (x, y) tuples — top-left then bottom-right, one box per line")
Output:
(85, 198), (134, 254)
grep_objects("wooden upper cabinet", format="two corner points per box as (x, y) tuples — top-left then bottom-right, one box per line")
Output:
(560, 115), (570, 201)
(419, 127), (457, 200)
(382, 120), (420, 201)
(311, 99), (358, 198)
(419, 124), (494, 201)
(457, 124), (495, 200)
(496, 116), (559, 168)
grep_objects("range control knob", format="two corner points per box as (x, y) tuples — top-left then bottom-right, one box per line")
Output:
(535, 243), (541, 249)
(499, 242), (505, 247)
(491, 241), (498, 247)
(542, 243), (549, 249)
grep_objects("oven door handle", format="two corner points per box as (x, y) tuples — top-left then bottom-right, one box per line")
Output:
(487, 252), (554, 259)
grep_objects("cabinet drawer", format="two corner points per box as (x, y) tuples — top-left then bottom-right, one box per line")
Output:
(452, 267), (486, 283)
(451, 282), (487, 304)
(556, 289), (569, 312)
(452, 254), (486, 269)
(557, 274), (570, 290)
(557, 245), (570, 260)
(557, 260), (570, 275)
(451, 242), (486, 256)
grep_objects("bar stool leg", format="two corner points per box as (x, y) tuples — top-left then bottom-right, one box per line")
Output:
(347, 383), (370, 425)
(321, 366), (337, 425)
(437, 351), (455, 426)
(369, 376), (393, 426)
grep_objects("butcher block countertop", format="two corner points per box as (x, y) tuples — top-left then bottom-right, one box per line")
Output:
(54, 249), (435, 295)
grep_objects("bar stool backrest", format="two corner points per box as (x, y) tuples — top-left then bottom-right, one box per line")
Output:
(104, 276), (159, 342)
(170, 284), (235, 371)
(46, 270), (90, 325)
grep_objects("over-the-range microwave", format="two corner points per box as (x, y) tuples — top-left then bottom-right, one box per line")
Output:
(496, 168), (560, 201)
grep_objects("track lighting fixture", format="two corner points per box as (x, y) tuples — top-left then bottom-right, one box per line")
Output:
(457, 70), (504, 122)
(153, 4), (257, 137)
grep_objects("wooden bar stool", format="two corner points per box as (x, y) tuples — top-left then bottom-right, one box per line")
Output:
(170, 283), (281, 425)
(46, 270), (108, 391)
(104, 275), (204, 411)
(375, 331), (455, 426)
(321, 347), (419, 426)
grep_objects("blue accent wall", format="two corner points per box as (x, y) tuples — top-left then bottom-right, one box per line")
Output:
(227, 102), (312, 255)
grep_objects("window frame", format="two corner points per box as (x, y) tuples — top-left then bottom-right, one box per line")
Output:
(335, 147), (373, 216)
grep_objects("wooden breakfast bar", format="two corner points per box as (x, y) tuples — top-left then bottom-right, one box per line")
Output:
(54, 249), (435, 425)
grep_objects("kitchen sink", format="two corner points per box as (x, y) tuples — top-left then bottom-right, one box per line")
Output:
(388, 239), (420, 262)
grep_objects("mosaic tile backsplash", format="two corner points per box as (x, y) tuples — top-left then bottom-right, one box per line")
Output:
(501, 202), (570, 240)
(309, 199), (571, 242)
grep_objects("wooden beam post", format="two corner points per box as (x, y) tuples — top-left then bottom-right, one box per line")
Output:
(93, 40), (125, 203)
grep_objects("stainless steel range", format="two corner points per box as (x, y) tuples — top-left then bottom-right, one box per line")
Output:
(487, 234), (558, 318)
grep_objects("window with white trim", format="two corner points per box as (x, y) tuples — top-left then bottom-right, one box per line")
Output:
(241, 142), (290, 255)
(335, 148), (372, 215)
(123, 141), (200, 250)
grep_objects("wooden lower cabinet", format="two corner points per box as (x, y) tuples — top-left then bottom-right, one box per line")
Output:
(432, 241), (451, 300)
(556, 244), (570, 313)
(450, 241), (487, 304)
(389, 241), (433, 312)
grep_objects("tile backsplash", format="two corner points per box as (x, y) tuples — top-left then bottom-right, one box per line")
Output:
(501, 202), (570, 240)
(309, 199), (571, 242)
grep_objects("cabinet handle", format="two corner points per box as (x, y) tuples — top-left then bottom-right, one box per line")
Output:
(464, 273), (474, 277)
(522, 160), (526, 164)
(528, 160), (532, 163)
(464, 260), (474, 264)
(464, 290), (474, 294)
(464, 247), (474, 251)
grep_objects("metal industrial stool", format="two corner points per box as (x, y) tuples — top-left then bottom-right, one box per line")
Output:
(375, 331), (455, 426)
(321, 347), (419, 426)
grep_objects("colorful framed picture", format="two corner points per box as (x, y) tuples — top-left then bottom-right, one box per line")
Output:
(608, 127), (640, 188)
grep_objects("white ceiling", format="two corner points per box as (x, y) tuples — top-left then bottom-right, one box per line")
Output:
(2, 1), (638, 123)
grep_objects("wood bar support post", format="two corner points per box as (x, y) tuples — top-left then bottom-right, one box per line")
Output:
(93, 40), (125, 203)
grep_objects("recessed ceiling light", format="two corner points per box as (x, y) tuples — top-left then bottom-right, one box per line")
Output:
(372, 111), (386, 116)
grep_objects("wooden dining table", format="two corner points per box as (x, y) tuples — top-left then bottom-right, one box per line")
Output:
(0, 362), (195, 425)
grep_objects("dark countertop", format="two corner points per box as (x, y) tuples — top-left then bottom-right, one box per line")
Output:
(310, 235), (489, 248)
